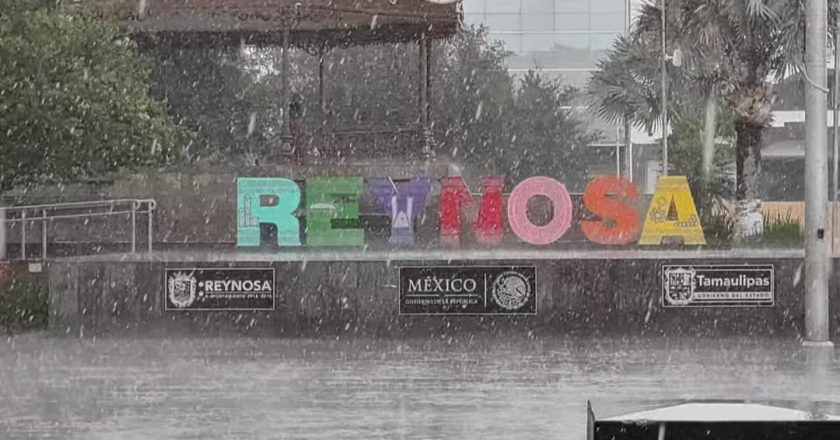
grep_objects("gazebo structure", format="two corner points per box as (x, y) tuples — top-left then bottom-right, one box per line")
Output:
(129, 0), (463, 162)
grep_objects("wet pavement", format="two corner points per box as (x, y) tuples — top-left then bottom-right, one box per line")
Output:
(0, 335), (837, 439)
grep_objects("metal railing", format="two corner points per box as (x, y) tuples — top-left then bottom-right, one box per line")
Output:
(0, 199), (156, 261)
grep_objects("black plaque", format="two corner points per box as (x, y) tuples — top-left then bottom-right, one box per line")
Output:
(399, 266), (537, 315)
(662, 265), (775, 307)
(165, 268), (275, 311)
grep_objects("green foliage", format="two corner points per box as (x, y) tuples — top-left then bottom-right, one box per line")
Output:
(69, 0), (138, 20)
(762, 213), (804, 246)
(0, 273), (48, 332)
(0, 0), (182, 192)
(430, 26), (518, 175)
(506, 71), (598, 186)
(153, 26), (596, 185)
(702, 209), (735, 246)
(668, 110), (736, 218)
(587, 1), (717, 134)
(589, 0), (828, 218)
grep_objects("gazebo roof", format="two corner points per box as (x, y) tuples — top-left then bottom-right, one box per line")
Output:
(130, 0), (463, 47)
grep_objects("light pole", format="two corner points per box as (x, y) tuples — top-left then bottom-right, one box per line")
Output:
(833, 5), (839, 204)
(660, 0), (668, 176)
(804, 0), (832, 346)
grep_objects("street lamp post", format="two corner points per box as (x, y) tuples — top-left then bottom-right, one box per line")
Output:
(660, 0), (668, 176)
(834, 22), (839, 204)
(804, 0), (832, 346)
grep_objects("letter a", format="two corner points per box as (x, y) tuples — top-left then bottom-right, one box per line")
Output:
(639, 176), (706, 245)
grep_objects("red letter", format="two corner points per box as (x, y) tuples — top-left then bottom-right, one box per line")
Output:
(439, 177), (472, 246)
(581, 176), (640, 245)
(474, 176), (504, 245)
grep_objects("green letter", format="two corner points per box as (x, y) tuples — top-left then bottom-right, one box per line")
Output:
(237, 178), (301, 247)
(305, 177), (364, 246)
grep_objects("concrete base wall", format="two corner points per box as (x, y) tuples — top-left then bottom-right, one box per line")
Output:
(46, 254), (840, 338)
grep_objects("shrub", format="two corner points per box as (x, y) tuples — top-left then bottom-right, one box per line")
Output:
(0, 270), (48, 332)
(702, 209), (735, 246)
(762, 213), (804, 246)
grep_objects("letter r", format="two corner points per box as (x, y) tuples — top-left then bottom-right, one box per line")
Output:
(237, 178), (302, 247)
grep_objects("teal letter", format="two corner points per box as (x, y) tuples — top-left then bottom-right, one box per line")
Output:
(237, 178), (301, 247)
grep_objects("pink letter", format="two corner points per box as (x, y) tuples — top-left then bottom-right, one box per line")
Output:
(507, 177), (572, 245)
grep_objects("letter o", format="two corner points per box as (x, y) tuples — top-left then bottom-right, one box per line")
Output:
(464, 279), (477, 292)
(507, 177), (573, 245)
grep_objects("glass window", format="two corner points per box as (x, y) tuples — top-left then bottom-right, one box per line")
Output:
(555, 13), (591, 32)
(590, 32), (622, 51)
(520, 14), (556, 32)
(484, 13), (521, 32)
(485, 0), (521, 13)
(591, 0), (626, 14)
(522, 32), (590, 52)
(462, 0), (487, 14)
(554, 0), (590, 14)
(488, 32), (523, 53)
(590, 12), (626, 32)
(462, 13), (487, 26)
(521, 0), (555, 14)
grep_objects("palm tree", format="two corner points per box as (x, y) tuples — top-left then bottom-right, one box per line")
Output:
(588, 2), (713, 135)
(589, 0), (819, 239)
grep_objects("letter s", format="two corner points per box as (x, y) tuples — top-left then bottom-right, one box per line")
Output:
(581, 176), (640, 245)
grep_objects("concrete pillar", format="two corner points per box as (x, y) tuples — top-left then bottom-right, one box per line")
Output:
(419, 35), (433, 158)
(319, 52), (327, 115)
(280, 28), (293, 155)
(0, 205), (5, 260)
(137, 0), (147, 19)
(659, 0), (668, 175)
(624, 115), (633, 181)
(804, 0), (832, 345)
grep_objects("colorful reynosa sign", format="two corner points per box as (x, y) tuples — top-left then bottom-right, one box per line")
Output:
(236, 175), (706, 248)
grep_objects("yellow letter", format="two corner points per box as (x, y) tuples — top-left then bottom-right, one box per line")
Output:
(639, 176), (706, 245)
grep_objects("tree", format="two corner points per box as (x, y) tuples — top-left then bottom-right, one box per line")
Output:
(147, 44), (253, 162)
(0, 0), (181, 192)
(507, 72), (598, 186)
(588, 10), (696, 135)
(669, 110), (737, 217)
(156, 26), (596, 186)
(588, 0), (820, 239)
(429, 27), (518, 175)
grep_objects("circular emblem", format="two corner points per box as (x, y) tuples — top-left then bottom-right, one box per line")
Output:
(168, 272), (197, 309)
(492, 271), (532, 311)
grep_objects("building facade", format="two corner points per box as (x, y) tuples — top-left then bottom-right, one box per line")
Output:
(462, 0), (630, 88)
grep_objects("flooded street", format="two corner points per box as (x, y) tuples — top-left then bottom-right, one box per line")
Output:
(0, 335), (837, 439)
